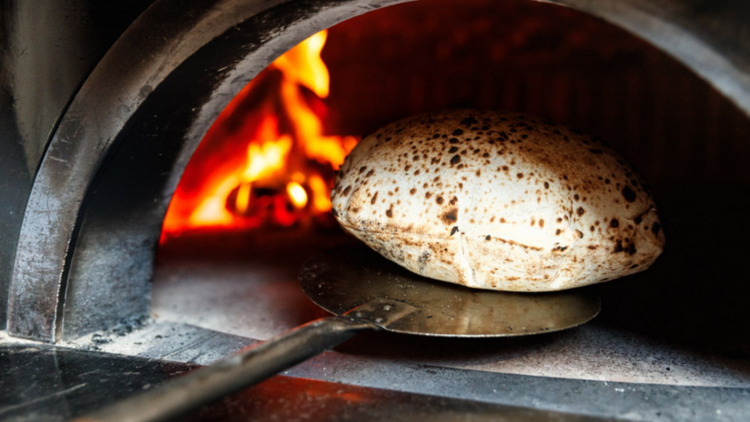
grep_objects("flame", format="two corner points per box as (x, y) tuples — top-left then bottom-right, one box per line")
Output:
(308, 175), (331, 213)
(162, 30), (357, 237)
(287, 182), (308, 208)
(274, 30), (330, 98)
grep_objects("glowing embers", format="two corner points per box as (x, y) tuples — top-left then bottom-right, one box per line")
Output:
(162, 30), (357, 237)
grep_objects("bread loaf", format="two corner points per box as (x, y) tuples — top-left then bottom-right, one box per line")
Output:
(331, 109), (664, 291)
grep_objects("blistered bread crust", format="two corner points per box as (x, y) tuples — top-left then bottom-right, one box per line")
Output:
(331, 109), (665, 292)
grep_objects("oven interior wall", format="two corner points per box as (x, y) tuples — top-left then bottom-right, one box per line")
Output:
(322, 0), (750, 185)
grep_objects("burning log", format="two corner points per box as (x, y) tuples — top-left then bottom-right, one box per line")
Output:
(162, 30), (357, 238)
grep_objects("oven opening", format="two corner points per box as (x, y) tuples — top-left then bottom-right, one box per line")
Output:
(149, 0), (750, 390)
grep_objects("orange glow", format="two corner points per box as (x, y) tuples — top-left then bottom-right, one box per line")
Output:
(287, 182), (308, 208)
(308, 175), (331, 213)
(274, 31), (330, 98)
(162, 29), (357, 237)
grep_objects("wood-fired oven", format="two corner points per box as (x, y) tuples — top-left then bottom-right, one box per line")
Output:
(2, 0), (750, 420)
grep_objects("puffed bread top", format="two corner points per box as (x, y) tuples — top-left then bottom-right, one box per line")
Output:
(331, 109), (664, 292)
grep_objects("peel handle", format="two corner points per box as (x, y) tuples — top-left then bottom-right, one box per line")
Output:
(73, 316), (375, 422)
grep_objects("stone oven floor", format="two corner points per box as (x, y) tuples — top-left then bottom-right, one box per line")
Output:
(149, 228), (750, 389)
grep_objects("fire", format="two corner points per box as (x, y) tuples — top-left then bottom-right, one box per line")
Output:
(162, 30), (357, 237)
(286, 182), (308, 208)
